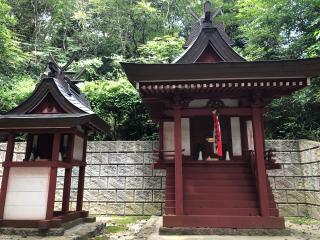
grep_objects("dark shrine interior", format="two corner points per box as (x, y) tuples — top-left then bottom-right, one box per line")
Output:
(189, 116), (233, 161)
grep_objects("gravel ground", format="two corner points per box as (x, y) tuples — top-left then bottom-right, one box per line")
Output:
(0, 216), (319, 240)
(94, 216), (320, 240)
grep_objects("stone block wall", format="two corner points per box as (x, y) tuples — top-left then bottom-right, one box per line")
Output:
(266, 140), (320, 219)
(0, 140), (320, 219)
(66, 141), (166, 215)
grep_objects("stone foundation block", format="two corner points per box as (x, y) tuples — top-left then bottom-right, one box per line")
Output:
(297, 204), (308, 216)
(144, 203), (162, 215)
(135, 190), (152, 202)
(107, 203), (125, 215)
(273, 190), (287, 203)
(99, 190), (116, 202)
(284, 165), (302, 176)
(279, 204), (298, 216)
(144, 153), (156, 164)
(86, 165), (100, 177)
(307, 205), (320, 219)
(118, 165), (135, 176)
(90, 202), (107, 214)
(117, 141), (137, 152)
(109, 153), (127, 164)
(127, 153), (144, 164)
(135, 165), (153, 176)
(108, 177), (125, 189)
(100, 141), (117, 152)
(126, 177), (143, 189)
(117, 190), (134, 202)
(144, 177), (162, 189)
(153, 190), (166, 202)
(125, 203), (144, 215)
(100, 165), (118, 176)
(286, 190), (306, 203)
(89, 177), (108, 188)
(161, 177), (166, 189)
(136, 141), (153, 152)
(275, 177), (295, 189)
(153, 169), (166, 176)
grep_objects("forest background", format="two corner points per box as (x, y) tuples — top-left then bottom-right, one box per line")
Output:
(0, 0), (319, 141)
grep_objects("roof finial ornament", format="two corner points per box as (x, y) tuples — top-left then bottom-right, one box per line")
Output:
(47, 53), (62, 78)
(44, 53), (85, 95)
(204, 1), (212, 23)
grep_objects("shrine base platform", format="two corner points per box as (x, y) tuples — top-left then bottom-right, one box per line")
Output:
(163, 215), (285, 229)
(0, 215), (105, 237)
(160, 223), (289, 236)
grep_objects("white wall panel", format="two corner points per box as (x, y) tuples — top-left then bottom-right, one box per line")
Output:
(246, 120), (255, 151)
(231, 117), (242, 156)
(163, 118), (190, 156)
(181, 118), (190, 156)
(163, 122), (174, 152)
(4, 167), (50, 220)
(73, 136), (84, 160)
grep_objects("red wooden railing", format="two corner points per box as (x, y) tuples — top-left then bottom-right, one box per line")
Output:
(153, 149), (185, 162)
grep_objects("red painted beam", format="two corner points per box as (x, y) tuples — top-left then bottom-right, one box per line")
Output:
(159, 120), (164, 161)
(0, 128), (77, 134)
(252, 107), (270, 216)
(2, 161), (73, 168)
(164, 107), (252, 117)
(76, 134), (88, 211)
(0, 133), (15, 219)
(46, 133), (60, 220)
(174, 105), (183, 215)
(62, 134), (75, 215)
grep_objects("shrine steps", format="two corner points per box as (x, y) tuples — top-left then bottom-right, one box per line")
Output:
(164, 162), (284, 228)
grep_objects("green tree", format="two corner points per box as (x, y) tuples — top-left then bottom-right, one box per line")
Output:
(82, 78), (157, 140)
(0, 0), (25, 74)
(0, 75), (35, 114)
(137, 34), (185, 63)
(236, 0), (320, 60)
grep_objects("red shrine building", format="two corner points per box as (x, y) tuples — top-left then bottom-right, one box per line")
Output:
(122, 2), (320, 229)
(0, 56), (108, 229)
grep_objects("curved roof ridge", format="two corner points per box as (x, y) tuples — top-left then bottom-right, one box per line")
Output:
(176, 1), (245, 63)
(175, 27), (245, 63)
(7, 76), (93, 115)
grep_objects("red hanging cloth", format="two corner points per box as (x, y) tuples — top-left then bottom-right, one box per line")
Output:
(213, 110), (223, 157)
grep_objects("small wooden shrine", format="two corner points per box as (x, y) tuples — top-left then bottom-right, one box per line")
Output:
(122, 2), (320, 229)
(0, 55), (108, 229)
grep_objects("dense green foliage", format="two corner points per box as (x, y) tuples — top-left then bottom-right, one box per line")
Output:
(0, 0), (319, 140)
(82, 79), (157, 140)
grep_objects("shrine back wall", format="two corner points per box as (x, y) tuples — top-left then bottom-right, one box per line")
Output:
(0, 140), (319, 219)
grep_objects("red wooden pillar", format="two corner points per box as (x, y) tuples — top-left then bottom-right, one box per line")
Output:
(0, 133), (15, 219)
(252, 106), (269, 216)
(46, 133), (60, 219)
(62, 135), (74, 214)
(174, 104), (183, 215)
(159, 120), (164, 160)
(76, 134), (87, 211)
